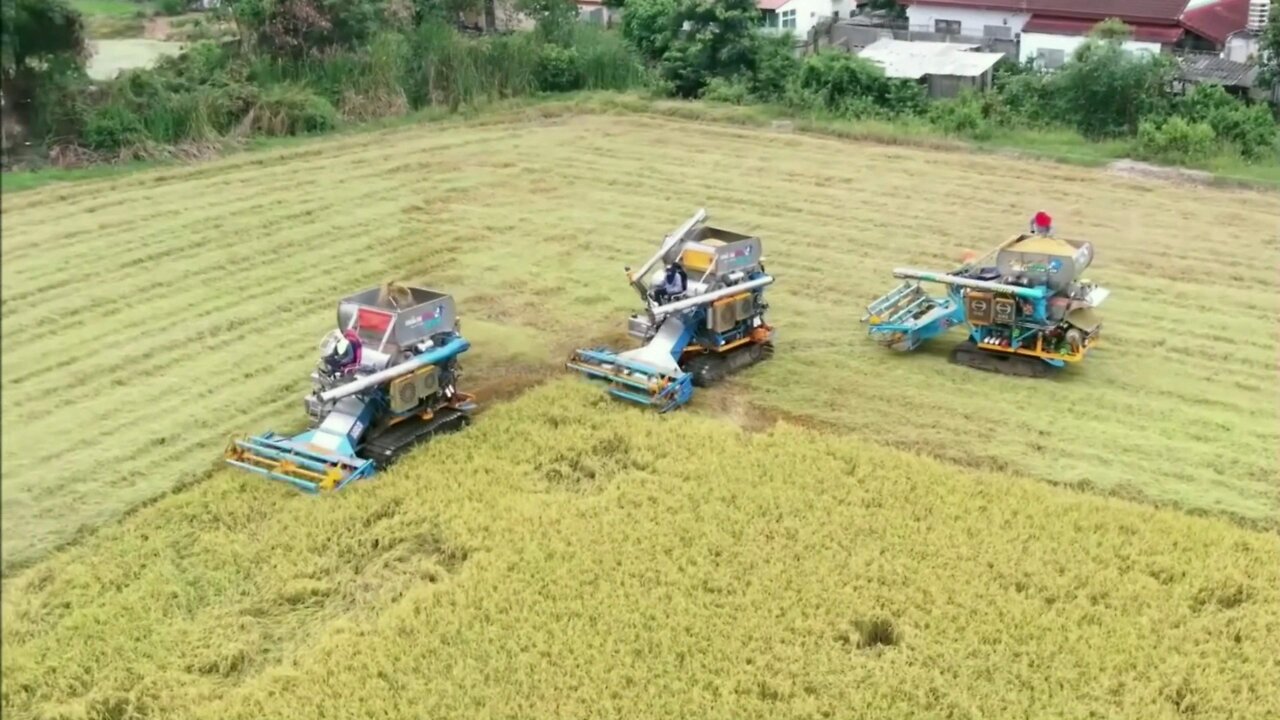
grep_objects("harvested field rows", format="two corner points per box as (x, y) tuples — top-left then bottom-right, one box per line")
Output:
(2, 113), (1278, 571)
(3, 381), (1279, 719)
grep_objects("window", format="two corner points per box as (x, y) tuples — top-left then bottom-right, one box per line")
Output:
(983, 24), (1012, 39)
(782, 9), (796, 28)
(1036, 48), (1066, 69)
(934, 19), (961, 35)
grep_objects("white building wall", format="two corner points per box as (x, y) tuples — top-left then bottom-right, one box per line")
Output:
(1222, 33), (1259, 62)
(905, 4), (1029, 37)
(1018, 32), (1161, 67)
(769, 0), (854, 38)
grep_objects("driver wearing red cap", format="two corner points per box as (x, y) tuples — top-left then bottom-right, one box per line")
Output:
(1030, 211), (1053, 236)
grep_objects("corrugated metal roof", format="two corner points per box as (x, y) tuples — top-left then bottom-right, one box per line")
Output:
(857, 39), (1006, 79)
(1023, 14), (1187, 42)
(1178, 54), (1258, 86)
(900, 0), (1191, 24)
(1179, 0), (1249, 43)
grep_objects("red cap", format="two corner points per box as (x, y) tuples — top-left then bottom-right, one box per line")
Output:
(1034, 211), (1052, 226)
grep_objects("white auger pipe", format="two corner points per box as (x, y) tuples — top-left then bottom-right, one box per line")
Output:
(318, 336), (468, 403)
(651, 275), (774, 319)
(892, 268), (1043, 299)
(630, 208), (707, 283)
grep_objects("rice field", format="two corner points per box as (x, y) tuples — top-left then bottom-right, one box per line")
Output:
(3, 380), (1278, 719)
(4, 109), (1280, 718)
(4, 111), (1278, 573)
(3, 111), (1279, 571)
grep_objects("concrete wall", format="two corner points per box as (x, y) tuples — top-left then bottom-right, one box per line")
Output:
(905, 4), (1029, 38)
(578, 3), (622, 27)
(827, 21), (1017, 59)
(1018, 32), (1161, 68)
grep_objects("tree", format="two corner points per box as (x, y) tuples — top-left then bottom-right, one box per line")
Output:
(620, 0), (679, 63)
(0, 0), (88, 147)
(657, 0), (761, 97)
(218, 0), (410, 59)
(1, 0), (87, 83)
(517, 0), (578, 45)
(1051, 29), (1177, 137)
(1257, 4), (1280, 91)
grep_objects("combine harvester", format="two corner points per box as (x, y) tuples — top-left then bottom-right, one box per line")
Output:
(225, 283), (477, 492)
(568, 209), (776, 411)
(861, 217), (1109, 378)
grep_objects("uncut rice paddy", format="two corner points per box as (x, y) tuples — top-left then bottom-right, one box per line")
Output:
(3, 380), (1279, 720)
(3, 112), (1277, 572)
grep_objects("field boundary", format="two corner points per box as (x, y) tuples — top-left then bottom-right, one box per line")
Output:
(5, 93), (1279, 196)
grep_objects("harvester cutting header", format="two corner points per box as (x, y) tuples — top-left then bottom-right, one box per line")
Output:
(225, 283), (476, 492)
(567, 209), (776, 411)
(861, 215), (1109, 378)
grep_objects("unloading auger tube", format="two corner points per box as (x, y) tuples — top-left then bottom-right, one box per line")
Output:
(861, 228), (1108, 378)
(224, 284), (478, 493)
(568, 208), (777, 411)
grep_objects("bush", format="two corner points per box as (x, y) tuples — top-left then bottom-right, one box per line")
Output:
(882, 79), (927, 117)
(83, 104), (147, 151)
(249, 83), (338, 136)
(1177, 85), (1278, 160)
(535, 44), (582, 93)
(1051, 38), (1176, 138)
(793, 51), (892, 115)
(1136, 116), (1217, 164)
(571, 25), (644, 91)
(927, 91), (993, 140)
(748, 33), (799, 103)
(701, 76), (750, 105)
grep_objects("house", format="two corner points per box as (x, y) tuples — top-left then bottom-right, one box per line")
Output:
(759, 0), (857, 39)
(856, 37), (1006, 97)
(899, 0), (1252, 69)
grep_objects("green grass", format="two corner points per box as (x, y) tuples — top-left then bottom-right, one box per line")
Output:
(6, 93), (1277, 196)
(72, 0), (150, 18)
(3, 380), (1278, 719)
(73, 0), (153, 39)
(2, 109), (1277, 573)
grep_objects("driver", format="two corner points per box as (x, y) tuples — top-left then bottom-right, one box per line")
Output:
(1029, 211), (1054, 236)
(322, 329), (363, 375)
(651, 262), (688, 304)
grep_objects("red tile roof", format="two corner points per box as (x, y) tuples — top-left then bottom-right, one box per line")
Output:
(757, 0), (792, 9)
(901, 0), (1191, 24)
(1023, 14), (1187, 42)
(1179, 0), (1249, 44)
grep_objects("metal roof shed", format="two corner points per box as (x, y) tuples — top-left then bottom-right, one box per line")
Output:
(857, 39), (1007, 98)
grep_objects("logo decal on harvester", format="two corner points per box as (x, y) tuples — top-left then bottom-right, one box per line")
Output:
(722, 245), (754, 268)
(404, 305), (445, 329)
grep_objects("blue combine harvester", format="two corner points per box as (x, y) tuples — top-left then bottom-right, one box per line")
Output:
(861, 225), (1109, 378)
(225, 283), (477, 492)
(567, 209), (776, 412)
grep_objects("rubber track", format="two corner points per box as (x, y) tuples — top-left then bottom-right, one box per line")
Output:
(360, 408), (472, 469)
(948, 340), (1053, 379)
(687, 341), (775, 388)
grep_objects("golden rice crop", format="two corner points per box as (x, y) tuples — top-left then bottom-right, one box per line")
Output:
(3, 380), (1278, 719)
(2, 109), (1277, 573)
